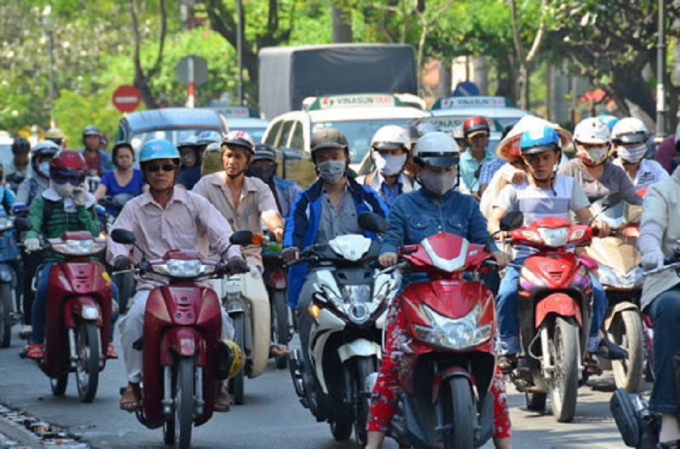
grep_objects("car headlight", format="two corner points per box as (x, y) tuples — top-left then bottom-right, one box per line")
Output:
(537, 226), (569, 247)
(153, 259), (215, 278)
(52, 239), (106, 255)
(413, 303), (492, 350)
(0, 217), (14, 231)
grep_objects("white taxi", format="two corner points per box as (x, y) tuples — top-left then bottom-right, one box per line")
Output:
(426, 96), (528, 134)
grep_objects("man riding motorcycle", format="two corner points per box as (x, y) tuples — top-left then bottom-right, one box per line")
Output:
(356, 125), (415, 208)
(6, 137), (30, 193)
(611, 118), (669, 188)
(45, 128), (67, 150)
(488, 125), (613, 372)
(365, 131), (512, 449)
(107, 139), (246, 412)
(246, 144), (302, 220)
(459, 116), (495, 198)
(79, 126), (112, 177)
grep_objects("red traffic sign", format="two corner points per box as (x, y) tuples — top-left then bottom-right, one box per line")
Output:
(112, 85), (141, 113)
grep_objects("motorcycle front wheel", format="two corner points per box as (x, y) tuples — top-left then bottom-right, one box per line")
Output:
(228, 314), (246, 405)
(442, 376), (475, 449)
(550, 316), (579, 423)
(611, 309), (644, 393)
(0, 282), (12, 348)
(272, 290), (289, 370)
(164, 357), (194, 448)
(353, 357), (376, 447)
(75, 320), (100, 403)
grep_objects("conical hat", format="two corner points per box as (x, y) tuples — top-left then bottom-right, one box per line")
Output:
(496, 116), (572, 161)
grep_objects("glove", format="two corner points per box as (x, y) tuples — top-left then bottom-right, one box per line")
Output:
(641, 250), (665, 271)
(113, 256), (135, 271)
(281, 247), (300, 264)
(24, 238), (40, 253)
(73, 185), (87, 206)
(226, 258), (249, 275)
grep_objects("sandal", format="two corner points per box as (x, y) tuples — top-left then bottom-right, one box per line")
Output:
(498, 354), (518, 373)
(120, 383), (142, 412)
(106, 344), (119, 359)
(583, 354), (603, 376)
(214, 384), (232, 412)
(269, 343), (288, 359)
(25, 343), (44, 360)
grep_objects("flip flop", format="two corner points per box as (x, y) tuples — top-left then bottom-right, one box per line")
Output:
(25, 344), (44, 360)
(498, 354), (518, 373)
(106, 344), (119, 359)
(120, 385), (142, 412)
(214, 385), (232, 412)
(269, 343), (288, 359)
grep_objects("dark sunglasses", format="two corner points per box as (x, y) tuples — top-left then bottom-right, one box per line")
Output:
(145, 163), (176, 173)
(52, 169), (85, 186)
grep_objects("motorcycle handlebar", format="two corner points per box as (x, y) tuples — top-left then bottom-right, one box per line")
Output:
(643, 261), (680, 277)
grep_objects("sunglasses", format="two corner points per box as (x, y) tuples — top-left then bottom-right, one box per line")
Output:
(145, 163), (176, 173)
(52, 169), (85, 186)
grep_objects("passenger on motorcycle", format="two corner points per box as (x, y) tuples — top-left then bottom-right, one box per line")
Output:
(5, 137), (30, 193)
(558, 117), (642, 205)
(611, 118), (669, 188)
(246, 144), (302, 219)
(193, 131), (285, 371)
(366, 132), (512, 449)
(94, 141), (146, 206)
(638, 165), (680, 448)
(459, 116), (495, 199)
(356, 125), (415, 208)
(488, 125), (612, 372)
(282, 127), (388, 406)
(23, 151), (118, 360)
(108, 139), (245, 412)
(45, 127), (67, 150)
(655, 125), (680, 175)
(176, 135), (202, 190)
(79, 126), (112, 177)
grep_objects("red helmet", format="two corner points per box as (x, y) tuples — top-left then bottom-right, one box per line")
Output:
(49, 151), (87, 185)
(463, 116), (490, 138)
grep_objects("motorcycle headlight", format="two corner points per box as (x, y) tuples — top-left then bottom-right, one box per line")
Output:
(341, 285), (373, 324)
(153, 259), (215, 278)
(413, 303), (492, 350)
(52, 239), (106, 255)
(537, 226), (569, 247)
(342, 285), (371, 303)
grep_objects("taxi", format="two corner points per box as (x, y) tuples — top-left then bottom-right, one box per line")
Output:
(261, 93), (429, 186)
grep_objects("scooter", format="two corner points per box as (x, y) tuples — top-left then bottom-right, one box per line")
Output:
(0, 213), (20, 348)
(15, 218), (112, 403)
(288, 213), (397, 447)
(262, 239), (292, 369)
(109, 228), (249, 449)
(383, 231), (499, 449)
(503, 213), (595, 423)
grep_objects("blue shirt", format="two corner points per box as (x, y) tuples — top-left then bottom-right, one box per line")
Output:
(459, 149), (495, 194)
(379, 177), (404, 208)
(100, 169), (145, 197)
(177, 166), (202, 190)
(479, 157), (506, 186)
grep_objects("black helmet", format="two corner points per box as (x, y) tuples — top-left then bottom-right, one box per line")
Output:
(253, 144), (276, 163)
(11, 137), (30, 154)
(82, 126), (100, 146)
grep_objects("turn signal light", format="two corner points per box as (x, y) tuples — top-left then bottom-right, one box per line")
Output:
(251, 234), (263, 245)
(308, 304), (322, 320)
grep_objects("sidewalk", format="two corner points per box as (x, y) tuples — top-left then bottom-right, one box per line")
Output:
(0, 405), (87, 449)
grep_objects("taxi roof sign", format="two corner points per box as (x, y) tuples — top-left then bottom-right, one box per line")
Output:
(430, 96), (515, 110)
(307, 94), (405, 111)
(214, 106), (260, 118)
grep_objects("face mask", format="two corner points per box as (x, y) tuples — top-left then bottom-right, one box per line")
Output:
(317, 160), (346, 184)
(248, 165), (276, 182)
(38, 162), (51, 177)
(418, 168), (457, 196)
(617, 143), (647, 164)
(578, 145), (608, 166)
(53, 182), (75, 199)
(372, 152), (407, 177)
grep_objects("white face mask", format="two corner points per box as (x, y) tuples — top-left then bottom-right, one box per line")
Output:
(372, 152), (407, 177)
(53, 182), (75, 199)
(418, 168), (457, 196)
(38, 161), (51, 177)
(617, 143), (647, 164)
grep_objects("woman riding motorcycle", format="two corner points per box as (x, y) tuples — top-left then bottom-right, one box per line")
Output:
(610, 117), (669, 188)
(365, 132), (512, 449)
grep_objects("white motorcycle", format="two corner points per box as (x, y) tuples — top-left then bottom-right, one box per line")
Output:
(289, 213), (398, 447)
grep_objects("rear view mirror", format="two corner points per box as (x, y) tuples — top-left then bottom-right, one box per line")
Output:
(14, 217), (33, 232)
(358, 212), (387, 234)
(111, 229), (136, 244)
(230, 230), (254, 246)
(500, 212), (523, 231)
(601, 192), (622, 210)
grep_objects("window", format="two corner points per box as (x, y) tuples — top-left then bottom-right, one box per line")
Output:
(289, 122), (304, 150)
(264, 120), (282, 146)
(278, 121), (295, 148)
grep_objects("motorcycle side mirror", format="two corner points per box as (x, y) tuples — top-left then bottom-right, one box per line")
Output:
(230, 230), (254, 246)
(500, 211), (523, 231)
(601, 192), (622, 210)
(358, 212), (387, 234)
(111, 229), (136, 244)
(14, 217), (33, 232)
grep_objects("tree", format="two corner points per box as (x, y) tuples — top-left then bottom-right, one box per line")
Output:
(510, 0), (548, 110)
(129, 0), (168, 109)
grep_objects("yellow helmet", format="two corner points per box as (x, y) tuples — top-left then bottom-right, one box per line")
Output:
(45, 127), (66, 140)
(216, 338), (243, 380)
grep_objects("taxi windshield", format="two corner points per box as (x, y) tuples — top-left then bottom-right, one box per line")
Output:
(312, 119), (414, 163)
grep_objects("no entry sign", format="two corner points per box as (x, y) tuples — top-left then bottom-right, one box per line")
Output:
(112, 85), (142, 113)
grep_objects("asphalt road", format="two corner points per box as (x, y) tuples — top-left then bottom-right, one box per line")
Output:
(0, 327), (630, 449)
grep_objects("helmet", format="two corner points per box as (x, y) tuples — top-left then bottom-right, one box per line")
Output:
(139, 139), (180, 164)
(519, 126), (561, 155)
(310, 127), (348, 158)
(11, 137), (30, 154)
(196, 130), (222, 146)
(370, 125), (410, 152)
(463, 116), (490, 138)
(216, 338), (243, 380)
(49, 151), (87, 186)
(31, 140), (60, 157)
(598, 114), (619, 131)
(573, 117), (610, 145)
(413, 132), (460, 168)
(82, 126), (100, 138)
(253, 144), (277, 162)
(177, 135), (199, 148)
(45, 127), (66, 143)
(221, 130), (255, 154)
(415, 122), (438, 137)
(611, 118), (648, 145)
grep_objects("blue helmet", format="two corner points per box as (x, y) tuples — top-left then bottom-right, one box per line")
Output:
(139, 139), (180, 164)
(519, 126), (561, 155)
(598, 114), (619, 131)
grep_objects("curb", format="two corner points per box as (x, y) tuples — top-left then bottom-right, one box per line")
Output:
(0, 405), (88, 448)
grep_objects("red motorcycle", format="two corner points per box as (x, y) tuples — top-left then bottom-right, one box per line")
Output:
(503, 214), (595, 423)
(110, 228), (249, 449)
(16, 220), (112, 403)
(262, 241), (291, 369)
(386, 232), (498, 449)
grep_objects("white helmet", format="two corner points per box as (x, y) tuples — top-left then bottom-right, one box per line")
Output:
(611, 118), (648, 145)
(370, 125), (410, 151)
(413, 132), (460, 167)
(573, 117), (610, 145)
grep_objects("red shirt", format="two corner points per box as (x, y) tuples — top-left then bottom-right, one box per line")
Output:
(83, 151), (101, 176)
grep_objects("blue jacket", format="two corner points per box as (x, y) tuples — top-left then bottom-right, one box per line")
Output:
(381, 189), (496, 255)
(284, 177), (388, 308)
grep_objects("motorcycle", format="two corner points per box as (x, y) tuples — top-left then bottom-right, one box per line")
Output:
(15, 218), (112, 403)
(109, 228), (249, 449)
(262, 239), (292, 369)
(287, 213), (397, 447)
(0, 213), (20, 348)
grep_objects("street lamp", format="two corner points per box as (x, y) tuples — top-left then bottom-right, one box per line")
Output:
(656, 0), (668, 141)
(42, 6), (56, 128)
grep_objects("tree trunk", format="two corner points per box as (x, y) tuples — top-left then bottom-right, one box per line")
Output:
(517, 62), (530, 110)
(495, 56), (517, 101)
(332, 2), (352, 43)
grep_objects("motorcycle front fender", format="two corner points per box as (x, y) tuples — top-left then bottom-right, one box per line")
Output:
(160, 327), (202, 363)
(64, 296), (101, 328)
(337, 339), (381, 363)
(535, 293), (582, 329)
(431, 366), (472, 405)
(604, 301), (640, 330)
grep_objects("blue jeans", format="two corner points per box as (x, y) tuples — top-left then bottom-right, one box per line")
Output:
(496, 260), (606, 354)
(648, 287), (680, 413)
(31, 262), (119, 344)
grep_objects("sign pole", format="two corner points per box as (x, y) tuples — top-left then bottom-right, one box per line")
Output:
(188, 56), (195, 108)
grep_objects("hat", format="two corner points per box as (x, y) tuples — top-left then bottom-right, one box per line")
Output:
(467, 129), (489, 138)
(495, 116), (572, 161)
(253, 144), (277, 162)
(310, 127), (348, 153)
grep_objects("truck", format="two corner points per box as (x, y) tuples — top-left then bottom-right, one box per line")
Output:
(258, 44), (418, 119)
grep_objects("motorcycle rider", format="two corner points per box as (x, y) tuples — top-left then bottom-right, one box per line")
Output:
(45, 128), (67, 150)
(459, 116), (495, 198)
(488, 126), (613, 372)
(193, 131), (285, 370)
(356, 125), (415, 208)
(282, 127), (388, 411)
(611, 118), (669, 188)
(79, 126), (112, 177)
(5, 137), (30, 193)
(366, 132), (512, 449)
(246, 144), (302, 219)
(176, 135), (202, 190)
(638, 165), (680, 448)
(94, 141), (146, 205)
(107, 139), (246, 412)
(655, 126), (680, 174)
(22, 151), (118, 360)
